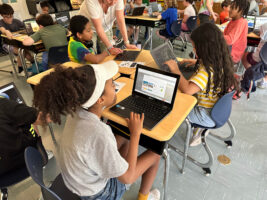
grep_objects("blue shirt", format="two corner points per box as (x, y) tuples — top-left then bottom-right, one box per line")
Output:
(161, 8), (178, 36)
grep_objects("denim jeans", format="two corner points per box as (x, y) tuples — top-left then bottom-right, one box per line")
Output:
(187, 106), (215, 128)
(80, 178), (126, 200)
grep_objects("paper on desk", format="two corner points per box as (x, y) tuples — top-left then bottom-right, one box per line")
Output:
(114, 81), (126, 93)
(119, 61), (145, 68)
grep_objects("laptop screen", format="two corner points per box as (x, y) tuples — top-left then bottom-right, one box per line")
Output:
(134, 67), (178, 104)
(0, 83), (25, 104)
(24, 19), (39, 33)
(255, 16), (267, 30)
(55, 12), (70, 28)
(246, 16), (255, 29)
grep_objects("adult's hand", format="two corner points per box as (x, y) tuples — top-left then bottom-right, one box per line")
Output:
(125, 43), (137, 49)
(109, 47), (123, 55)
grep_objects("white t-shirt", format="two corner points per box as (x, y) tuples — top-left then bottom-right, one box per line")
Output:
(58, 109), (128, 196)
(79, 0), (124, 32)
(184, 5), (196, 18)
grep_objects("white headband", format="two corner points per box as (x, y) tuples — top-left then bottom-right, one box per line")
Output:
(82, 60), (118, 109)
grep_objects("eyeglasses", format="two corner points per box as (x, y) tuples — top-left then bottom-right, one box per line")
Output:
(2, 15), (13, 19)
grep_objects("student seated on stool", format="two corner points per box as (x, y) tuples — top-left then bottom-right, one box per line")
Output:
(33, 62), (161, 200)
(165, 23), (239, 146)
(23, 14), (69, 70)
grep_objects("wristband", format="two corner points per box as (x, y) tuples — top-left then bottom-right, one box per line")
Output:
(124, 40), (130, 45)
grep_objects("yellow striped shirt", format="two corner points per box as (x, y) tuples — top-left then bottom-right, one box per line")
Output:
(189, 65), (220, 108)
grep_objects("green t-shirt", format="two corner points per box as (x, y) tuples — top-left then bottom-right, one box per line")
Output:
(30, 24), (68, 51)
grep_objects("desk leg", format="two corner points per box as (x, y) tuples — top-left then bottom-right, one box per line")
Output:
(181, 118), (191, 174)
(162, 146), (170, 200)
(149, 28), (153, 50)
(7, 45), (18, 76)
(33, 53), (40, 74)
(18, 48), (29, 78)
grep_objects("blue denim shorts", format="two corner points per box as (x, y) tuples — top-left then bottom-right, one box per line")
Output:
(187, 106), (215, 128)
(80, 178), (126, 200)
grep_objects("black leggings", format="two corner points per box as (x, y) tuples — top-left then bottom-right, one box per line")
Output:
(0, 152), (25, 176)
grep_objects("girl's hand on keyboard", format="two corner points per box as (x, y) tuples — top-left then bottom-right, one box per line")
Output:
(179, 58), (197, 67)
(126, 112), (144, 137)
(165, 60), (180, 74)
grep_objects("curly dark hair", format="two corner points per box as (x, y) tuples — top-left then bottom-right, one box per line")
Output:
(231, 0), (250, 17)
(190, 23), (239, 97)
(33, 65), (96, 125)
(70, 15), (89, 38)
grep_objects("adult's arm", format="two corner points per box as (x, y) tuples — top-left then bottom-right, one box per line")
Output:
(206, 0), (217, 21)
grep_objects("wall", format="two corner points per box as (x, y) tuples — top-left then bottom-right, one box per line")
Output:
(8, 1), (32, 20)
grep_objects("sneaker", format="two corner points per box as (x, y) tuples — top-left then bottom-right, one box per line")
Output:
(148, 189), (160, 200)
(18, 70), (25, 77)
(189, 128), (203, 147)
(257, 79), (267, 89)
(232, 91), (243, 100)
(46, 150), (54, 160)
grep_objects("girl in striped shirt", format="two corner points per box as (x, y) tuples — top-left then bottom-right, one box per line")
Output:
(165, 22), (239, 146)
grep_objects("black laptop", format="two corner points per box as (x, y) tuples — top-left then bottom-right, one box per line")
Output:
(0, 82), (25, 104)
(128, 6), (146, 16)
(110, 65), (180, 130)
(23, 18), (39, 35)
(114, 50), (142, 61)
(55, 12), (70, 28)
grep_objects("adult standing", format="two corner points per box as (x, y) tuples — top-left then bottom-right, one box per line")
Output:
(79, 0), (136, 55)
(198, 0), (218, 24)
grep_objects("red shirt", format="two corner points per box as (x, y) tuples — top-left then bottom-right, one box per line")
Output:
(224, 18), (248, 63)
(220, 10), (229, 24)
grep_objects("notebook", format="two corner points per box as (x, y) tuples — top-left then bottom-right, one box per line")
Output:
(110, 64), (180, 130)
(128, 6), (145, 16)
(55, 12), (70, 28)
(150, 42), (178, 72)
(0, 82), (25, 104)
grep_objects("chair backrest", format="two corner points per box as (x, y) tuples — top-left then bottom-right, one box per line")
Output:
(186, 16), (198, 32)
(171, 20), (182, 37)
(25, 147), (61, 200)
(211, 91), (235, 128)
(48, 45), (69, 66)
(259, 42), (267, 65)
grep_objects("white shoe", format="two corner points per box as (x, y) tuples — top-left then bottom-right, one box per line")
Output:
(189, 133), (202, 147)
(18, 70), (25, 77)
(148, 189), (160, 200)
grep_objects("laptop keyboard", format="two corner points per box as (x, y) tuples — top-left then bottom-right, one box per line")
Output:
(114, 51), (140, 61)
(118, 96), (169, 121)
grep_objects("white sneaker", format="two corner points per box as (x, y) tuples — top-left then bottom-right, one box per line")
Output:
(148, 189), (160, 200)
(18, 70), (25, 77)
(189, 133), (202, 147)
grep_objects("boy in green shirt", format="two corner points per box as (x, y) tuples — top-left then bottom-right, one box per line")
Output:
(23, 14), (69, 70)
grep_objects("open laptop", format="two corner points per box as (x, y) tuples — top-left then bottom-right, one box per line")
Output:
(246, 15), (255, 33)
(110, 64), (180, 130)
(22, 19), (39, 35)
(151, 42), (178, 72)
(55, 12), (70, 28)
(0, 82), (25, 104)
(128, 6), (146, 16)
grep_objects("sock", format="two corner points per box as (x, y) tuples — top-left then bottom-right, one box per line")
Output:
(18, 66), (23, 73)
(138, 192), (149, 200)
(193, 128), (202, 136)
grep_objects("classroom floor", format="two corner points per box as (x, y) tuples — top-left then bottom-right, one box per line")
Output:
(1, 29), (267, 200)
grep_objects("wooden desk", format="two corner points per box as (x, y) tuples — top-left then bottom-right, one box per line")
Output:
(27, 62), (121, 86)
(103, 77), (197, 142)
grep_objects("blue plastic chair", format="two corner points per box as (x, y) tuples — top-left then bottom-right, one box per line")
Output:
(168, 20), (184, 49)
(24, 147), (80, 200)
(169, 91), (236, 175)
(180, 16), (198, 51)
(48, 45), (69, 67)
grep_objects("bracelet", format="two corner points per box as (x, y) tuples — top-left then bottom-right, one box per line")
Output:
(124, 40), (130, 45)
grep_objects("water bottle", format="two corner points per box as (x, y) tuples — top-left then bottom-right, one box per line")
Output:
(148, 5), (152, 16)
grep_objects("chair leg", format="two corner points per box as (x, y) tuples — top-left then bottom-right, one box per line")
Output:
(168, 126), (214, 176)
(209, 119), (236, 148)
(1, 188), (8, 200)
(162, 147), (170, 200)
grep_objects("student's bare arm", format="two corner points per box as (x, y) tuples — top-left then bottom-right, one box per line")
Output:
(23, 36), (35, 46)
(84, 51), (109, 64)
(0, 27), (12, 39)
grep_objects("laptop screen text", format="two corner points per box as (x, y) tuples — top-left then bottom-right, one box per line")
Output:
(134, 68), (177, 104)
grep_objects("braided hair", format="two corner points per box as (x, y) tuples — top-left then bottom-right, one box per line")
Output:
(33, 65), (96, 125)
